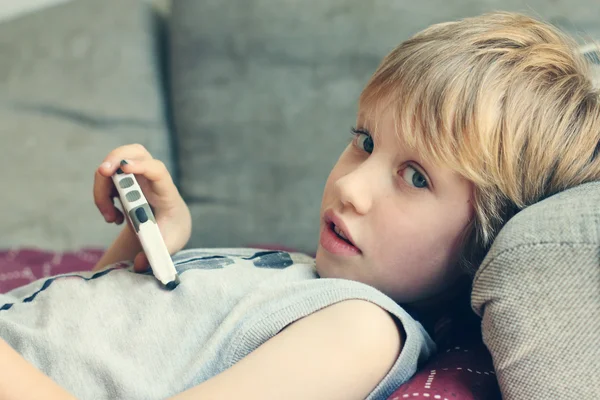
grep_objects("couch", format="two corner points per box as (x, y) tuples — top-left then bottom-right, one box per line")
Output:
(0, 0), (598, 398)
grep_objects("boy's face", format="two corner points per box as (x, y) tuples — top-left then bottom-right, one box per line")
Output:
(315, 105), (474, 305)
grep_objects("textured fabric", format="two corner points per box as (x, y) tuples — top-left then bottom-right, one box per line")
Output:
(0, 0), (171, 250)
(0, 248), (435, 400)
(168, 0), (600, 254)
(472, 182), (600, 399)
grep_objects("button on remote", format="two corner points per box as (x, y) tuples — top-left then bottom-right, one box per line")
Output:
(119, 177), (134, 189)
(135, 207), (149, 223)
(126, 190), (141, 202)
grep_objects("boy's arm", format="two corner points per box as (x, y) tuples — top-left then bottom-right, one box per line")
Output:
(0, 338), (76, 400)
(171, 299), (403, 400)
(93, 225), (142, 271)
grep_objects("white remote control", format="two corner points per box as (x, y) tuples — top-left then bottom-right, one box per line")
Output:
(111, 163), (180, 290)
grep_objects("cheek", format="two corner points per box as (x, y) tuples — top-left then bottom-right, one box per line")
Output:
(373, 218), (435, 267)
(376, 238), (461, 302)
(369, 206), (463, 291)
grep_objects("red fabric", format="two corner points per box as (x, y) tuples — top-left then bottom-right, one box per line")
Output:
(387, 341), (500, 400)
(0, 248), (102, 293)
(0, 248), (500, 399)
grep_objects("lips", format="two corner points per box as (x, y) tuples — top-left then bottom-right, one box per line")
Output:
(333, 224), (352, 244)
(320, 210), (361, 256)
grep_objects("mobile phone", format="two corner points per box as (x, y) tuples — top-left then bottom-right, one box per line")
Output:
(111, 164), (180, 290)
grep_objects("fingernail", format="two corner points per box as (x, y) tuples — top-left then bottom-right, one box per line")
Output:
(100, 162), (111, 169)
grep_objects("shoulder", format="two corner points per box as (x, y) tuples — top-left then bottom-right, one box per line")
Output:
(287, 299), (404, 377)
(276, 299), (404, 355)
(306, 299), (404, 344)
(184, 299), (404, 400)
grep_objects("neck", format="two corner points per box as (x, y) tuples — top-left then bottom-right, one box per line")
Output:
(401, 277), (472, 337)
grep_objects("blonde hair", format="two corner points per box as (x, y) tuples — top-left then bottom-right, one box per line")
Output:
(360, 12), (600, 272)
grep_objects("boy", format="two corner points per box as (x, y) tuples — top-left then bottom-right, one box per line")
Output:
(1, 11), (599, 400)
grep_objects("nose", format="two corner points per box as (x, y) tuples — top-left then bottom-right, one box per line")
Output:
(334, 162), (378, 215)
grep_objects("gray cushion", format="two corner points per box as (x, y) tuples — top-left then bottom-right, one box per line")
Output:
(169, 0), (600, 253)
(472, 182), (600, 399)
(0, 0), (171, 250)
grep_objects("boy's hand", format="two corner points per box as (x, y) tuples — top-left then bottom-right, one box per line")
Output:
(93, 144), (192, 271)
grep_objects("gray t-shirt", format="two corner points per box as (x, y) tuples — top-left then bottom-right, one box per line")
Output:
(0, 248), (435, 399)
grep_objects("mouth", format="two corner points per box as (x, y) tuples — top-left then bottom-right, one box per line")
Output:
(320, 210), (361, 256)
(330, 221), (355, 246)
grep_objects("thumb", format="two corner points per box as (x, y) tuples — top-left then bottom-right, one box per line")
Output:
(133, 252), (150, 272)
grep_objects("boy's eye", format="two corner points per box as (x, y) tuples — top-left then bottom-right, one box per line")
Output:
(351, 128), (374, 153)
(401, 166), (428, 189)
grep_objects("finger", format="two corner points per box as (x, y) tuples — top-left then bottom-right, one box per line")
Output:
(118, 158), (177, 198)
(95, 145), (153, 222)
(94, 168), (119, 221)
(133, 252), (150, 272)
(98, 144), (153, 176)
(113, 204), (125, 225)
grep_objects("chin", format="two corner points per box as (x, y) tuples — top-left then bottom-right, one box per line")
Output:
(316, 254), (364, 285)
(314, 249), (342, 279)
(314, 249), (328, 277)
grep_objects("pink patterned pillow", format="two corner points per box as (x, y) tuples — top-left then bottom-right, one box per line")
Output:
(387, 341), (500, 400)
(0, 248), (103, 293)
